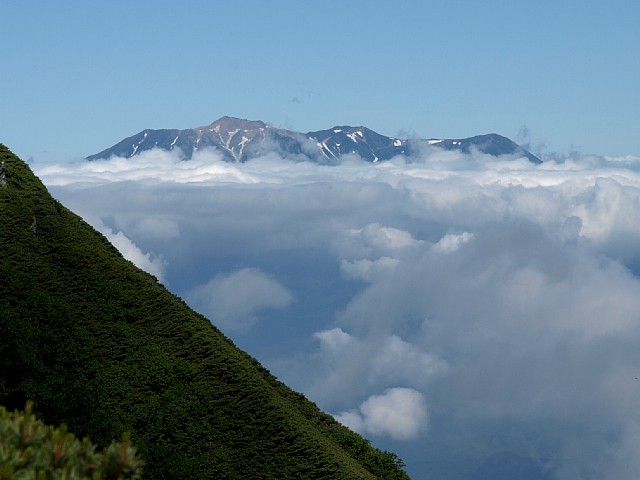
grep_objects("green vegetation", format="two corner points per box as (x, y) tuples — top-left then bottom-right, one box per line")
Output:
(0, 144), (410, 479)
(0, 402), (142, 479)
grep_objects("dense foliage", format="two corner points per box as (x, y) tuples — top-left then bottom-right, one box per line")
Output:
(0, 402), (142, 479)
(0, 144), (410, 479)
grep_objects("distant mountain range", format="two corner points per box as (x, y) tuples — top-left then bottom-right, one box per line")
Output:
(87, 116), (542, 164)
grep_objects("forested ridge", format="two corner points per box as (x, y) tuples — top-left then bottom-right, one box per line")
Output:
(0, 144), (410, 479)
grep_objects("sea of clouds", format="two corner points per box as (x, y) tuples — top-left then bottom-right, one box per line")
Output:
(35, 146), (640, 479)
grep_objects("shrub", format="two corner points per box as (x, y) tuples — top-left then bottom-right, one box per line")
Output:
(0, 402), (143, 479)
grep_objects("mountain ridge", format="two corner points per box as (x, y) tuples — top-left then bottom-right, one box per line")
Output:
(87, 116), (542, 164)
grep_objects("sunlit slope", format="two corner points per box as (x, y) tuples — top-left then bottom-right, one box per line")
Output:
(0, 144), (409, 479)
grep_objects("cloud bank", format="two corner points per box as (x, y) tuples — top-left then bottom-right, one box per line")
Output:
(35, 147), (640, 479)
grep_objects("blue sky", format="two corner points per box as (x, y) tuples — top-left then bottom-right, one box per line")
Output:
(2, 1), (639, 163)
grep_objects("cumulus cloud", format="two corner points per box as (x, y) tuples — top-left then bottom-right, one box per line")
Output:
(431, 231), (474, 254)
(100, 225), (167, 282)
(335, 387), (428, 440)
(185, 267), (294, 331)
(307, 328), (447, 409)
(352, 223), (422, 251)
(35, 147), (640, 478)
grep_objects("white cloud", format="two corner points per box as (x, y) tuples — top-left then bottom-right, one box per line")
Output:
(333, 223), (424, 262)
(432, 231), (474, 254)
(101, 226), (167, 282)
(186, 267), (294, 331)
(35, 148), (640, 478)
(335, 388), (428, 440)
(36, 147), (258, 186)
(313, 327), (353, 352)
(353, 223), (422, 251)
(308, 328), (447, 408)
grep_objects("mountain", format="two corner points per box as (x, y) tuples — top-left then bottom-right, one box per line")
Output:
(0, 143), (409, 479)
(87, 116), (542, 164)
(307, 125), (410, 162)
(87, 117), (308, 163)
(426, 133), (541, 164)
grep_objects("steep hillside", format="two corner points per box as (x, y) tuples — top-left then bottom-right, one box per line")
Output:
(0, 144), (409, 479)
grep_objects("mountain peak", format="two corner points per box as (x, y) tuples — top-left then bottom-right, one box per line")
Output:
(204, 116), (268, 133)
